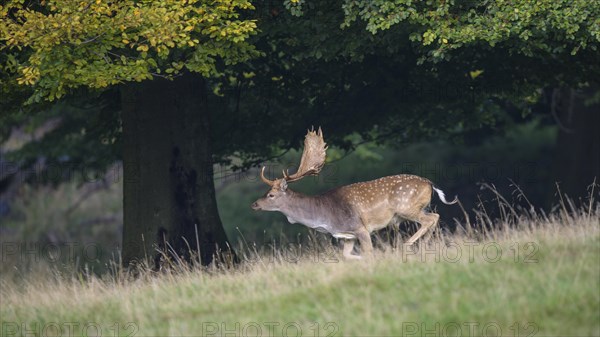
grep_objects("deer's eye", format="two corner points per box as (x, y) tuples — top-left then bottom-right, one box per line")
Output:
(268, 193), (275, 198)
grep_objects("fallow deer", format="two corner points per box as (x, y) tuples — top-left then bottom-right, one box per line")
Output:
(251, 128), (457, 259)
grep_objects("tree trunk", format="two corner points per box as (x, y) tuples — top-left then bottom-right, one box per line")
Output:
(554, 87), (600, 200)
(121, 73), (232, 268)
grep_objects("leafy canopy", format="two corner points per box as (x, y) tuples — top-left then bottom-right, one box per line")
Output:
(2, 0), (599, 171)
(341, 0), (600, 64)
(0, 0), (259, 102)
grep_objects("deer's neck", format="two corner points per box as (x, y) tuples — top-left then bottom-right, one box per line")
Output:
(278, 190), (340, 232)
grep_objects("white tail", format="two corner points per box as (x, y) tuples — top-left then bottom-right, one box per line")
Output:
(432, 186), (458, 205)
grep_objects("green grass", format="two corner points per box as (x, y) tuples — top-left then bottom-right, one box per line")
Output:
(2, 209), (599, 336)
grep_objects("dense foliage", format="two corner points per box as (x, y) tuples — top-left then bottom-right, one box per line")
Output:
(1, 0), (258, 103)
(2, 1), (598, 166)
(342, 0), (599, 60)
(208, 0), (599, 170)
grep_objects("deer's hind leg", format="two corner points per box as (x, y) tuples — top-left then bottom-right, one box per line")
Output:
(405, 211), (440, 245)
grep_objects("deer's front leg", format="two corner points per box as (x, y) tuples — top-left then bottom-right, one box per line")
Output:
(342, 239), (361, 260)
(356, 229), (373, 257)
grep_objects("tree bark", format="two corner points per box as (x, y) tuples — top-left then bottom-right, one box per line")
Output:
(121, 73), (232, 268)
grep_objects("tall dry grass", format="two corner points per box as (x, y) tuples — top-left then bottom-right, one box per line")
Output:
(1, 185), (598, 336)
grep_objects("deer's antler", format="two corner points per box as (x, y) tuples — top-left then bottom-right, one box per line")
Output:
(260, 166), (275, 186)
(283, 127), (328, 183)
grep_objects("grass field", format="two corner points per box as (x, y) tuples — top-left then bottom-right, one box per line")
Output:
(1, 205), (599, 337)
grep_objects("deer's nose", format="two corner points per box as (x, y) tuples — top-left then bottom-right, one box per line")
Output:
(251, 202), (260, 210)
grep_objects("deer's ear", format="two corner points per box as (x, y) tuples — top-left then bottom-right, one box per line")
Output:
(279, 179), (288, 191)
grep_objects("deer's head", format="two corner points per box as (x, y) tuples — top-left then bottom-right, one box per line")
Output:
(251, 127), (327, 212)
(251, 173), (289, 211)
